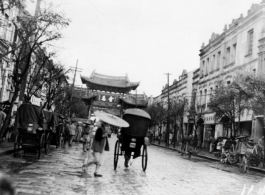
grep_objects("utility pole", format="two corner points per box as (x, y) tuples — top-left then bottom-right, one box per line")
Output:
(69, 59), (82, 117)
(164, 73), (171, 147)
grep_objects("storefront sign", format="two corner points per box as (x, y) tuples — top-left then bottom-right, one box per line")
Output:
(96, 92), (118, 103)
(92, 100), (117, 108)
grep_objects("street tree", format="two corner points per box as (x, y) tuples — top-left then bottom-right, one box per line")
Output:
(236, 71), (265, 167)
(70, 98), (88, 119)
(170, 98), (188, 145)
(146, 103), (166, 137)
(29, 58), (70, 111)
(53, 86), (88, 119)
(0, 5), (69, 140)
(53, 86), (72, 117)
(187, 91), (205, 146)
(208, 79), (251, 138)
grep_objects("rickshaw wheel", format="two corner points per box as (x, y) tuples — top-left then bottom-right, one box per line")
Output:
(142, 145), (148, 171)
(14, 134), (21, 157)
(45, 132), (51, 155)
(37, 134), (45, 159)
(114, 140), (120, 170)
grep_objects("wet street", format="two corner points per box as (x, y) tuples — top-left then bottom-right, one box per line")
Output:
(0, 137), (265, 195)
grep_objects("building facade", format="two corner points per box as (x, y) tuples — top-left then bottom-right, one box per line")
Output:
(0, 0), (21, 103)
(151, 69), (196, 141)
(195, 2), (265, 147)
(152, 2), (265, 146)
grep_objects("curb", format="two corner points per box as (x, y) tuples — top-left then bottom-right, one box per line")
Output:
(0, 142), (14, 156)
(0, 148), (13, 156)
(151, 143), (265, 174)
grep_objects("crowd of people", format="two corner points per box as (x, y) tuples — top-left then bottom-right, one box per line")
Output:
(55, 117), (96, 152)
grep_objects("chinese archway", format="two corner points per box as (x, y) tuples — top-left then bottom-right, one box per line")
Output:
(80, 71), (148, 117)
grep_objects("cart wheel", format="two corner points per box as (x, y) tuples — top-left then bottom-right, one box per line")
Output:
(13, 134), (21, 157)
(45, 132), (51, 155)
(114, 140), (120, 170)
(142, 145), (148, 171)
(37, 134), (45, 159)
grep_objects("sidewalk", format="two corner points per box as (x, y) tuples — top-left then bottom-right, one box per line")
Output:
(151, 140), (265, 174)
(0, 141), (14, 156)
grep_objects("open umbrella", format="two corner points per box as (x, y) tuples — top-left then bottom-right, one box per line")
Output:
(94, 111), (129, 127)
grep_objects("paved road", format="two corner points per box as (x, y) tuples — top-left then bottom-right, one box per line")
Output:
(0, 136), (264, 195)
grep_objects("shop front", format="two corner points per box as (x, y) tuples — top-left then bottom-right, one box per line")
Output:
(196, 117), (204, 147)
(236, 121), (252, 137)
(203, 113), (216, 149)
(220, 115), (231, 138)
(253, 117), (264, 142)
(187, 118), (195, 136)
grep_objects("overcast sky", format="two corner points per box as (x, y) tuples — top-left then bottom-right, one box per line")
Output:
(26, 0), (262, 97)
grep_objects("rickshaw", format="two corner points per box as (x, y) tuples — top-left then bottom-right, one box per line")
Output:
(114, 109), (151, 172)
(213, 136), (228, 158)
(13, 103), (45, 159)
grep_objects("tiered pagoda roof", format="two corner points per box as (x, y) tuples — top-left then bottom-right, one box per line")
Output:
(81, 71), (140, 94)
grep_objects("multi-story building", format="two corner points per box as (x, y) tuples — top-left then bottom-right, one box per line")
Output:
(151, 2), (265, 147)
(195, 2), (265, 147)
(0, 0), (22, 103)
(151, 69), (196, 141)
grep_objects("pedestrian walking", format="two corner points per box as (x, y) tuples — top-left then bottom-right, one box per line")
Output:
(75, 123), (82, 145)
(235, 136), (253, 172)
(56, 115), (64, 148)
(258, 136), (264, 158)
(63, 120), (70, 148)
(69, 122), (77, 146)
(194, 132), (198, 152)
(84, 111), (128, 177)
(209, 136), (215, 153)
(82, 122), (91, 152)
(89, 122), (94, 149)
(0, 106), (6, 143)
(86, 120), (110, 177)
(169, 131), (173, 145)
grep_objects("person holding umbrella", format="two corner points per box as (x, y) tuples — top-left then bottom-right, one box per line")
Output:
(85, 111), (129, 177)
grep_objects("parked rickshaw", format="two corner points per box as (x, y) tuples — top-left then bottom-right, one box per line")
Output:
(14, 103), (45, 159)
(114, 109), (151, 171)
(213, 137), (228, 158)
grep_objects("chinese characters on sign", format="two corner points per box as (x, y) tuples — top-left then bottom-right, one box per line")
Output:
(97, 93), (117, 103)
(91, 91), (120, 109)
